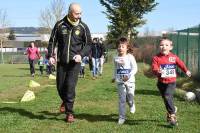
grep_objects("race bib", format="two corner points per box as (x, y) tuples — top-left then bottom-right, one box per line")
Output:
(116, 69), (131, 81)
(160, 64), (176, 78)
(117, 69), (131, 75)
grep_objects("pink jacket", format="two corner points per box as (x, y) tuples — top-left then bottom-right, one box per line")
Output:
(26, 47), (40, 60)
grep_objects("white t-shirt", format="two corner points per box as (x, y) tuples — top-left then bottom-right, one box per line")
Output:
(113, 54), (137, 83)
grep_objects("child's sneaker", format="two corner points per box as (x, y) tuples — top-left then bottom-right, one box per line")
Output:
(167, 113), (178, 126)
(130, 104), (135, 114)
(167, 106), (178, 122)
(66, 114), (75, 123)
(118, 118), (125, 125)
(175, 106), (177, 113)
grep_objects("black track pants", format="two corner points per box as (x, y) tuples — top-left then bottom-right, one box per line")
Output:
(56, 61), (80, 114)
(157, 81), (176, 114)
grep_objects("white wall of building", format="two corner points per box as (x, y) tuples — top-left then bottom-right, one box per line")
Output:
(91, 33), (107, 40)
(1, 33), (107, 42)
(0, 47), (47, 53)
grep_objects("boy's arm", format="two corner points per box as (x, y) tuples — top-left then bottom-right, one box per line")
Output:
(151, 56), (161, 77)
(112, 57), (117, 82)
(176, 56), (191, 77)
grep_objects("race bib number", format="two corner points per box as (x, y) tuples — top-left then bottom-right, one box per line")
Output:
(116, 69), (131, 81)
(160, 64), (176, 78)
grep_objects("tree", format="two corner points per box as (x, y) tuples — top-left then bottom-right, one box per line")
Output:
(99, 0), (158, 44)
(7, 30), (16, 40)
(39, 0), (67, 34)
(0, 9), (9, 64)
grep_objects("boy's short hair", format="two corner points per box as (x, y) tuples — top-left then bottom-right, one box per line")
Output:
(160, 38), (173, 46)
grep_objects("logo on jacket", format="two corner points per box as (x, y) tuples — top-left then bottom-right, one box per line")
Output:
(75, 29), (80, 36)
(117, 69), (131, 74)
(62, 29), (68, 34)
(169, 57), (176, 62)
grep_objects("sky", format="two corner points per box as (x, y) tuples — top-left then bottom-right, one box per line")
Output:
(0, 0), (200, 34)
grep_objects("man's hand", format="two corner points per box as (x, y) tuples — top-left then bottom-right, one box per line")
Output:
(73, 55), (82, 63)
(49, 57), (56, 65)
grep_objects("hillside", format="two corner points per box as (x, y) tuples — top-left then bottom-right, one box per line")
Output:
(0, 27), (49, 34)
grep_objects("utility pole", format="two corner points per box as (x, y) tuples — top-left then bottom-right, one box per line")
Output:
(0, 38), (4, 64)
(0, 9), (9, 64)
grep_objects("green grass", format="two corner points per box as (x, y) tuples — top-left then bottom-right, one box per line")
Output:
(0, 63), (199, 133)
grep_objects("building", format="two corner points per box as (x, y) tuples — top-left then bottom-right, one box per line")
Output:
(91, 33), (107, 40)
(0, 32), (107, 48)
(15, 34), (50, 42)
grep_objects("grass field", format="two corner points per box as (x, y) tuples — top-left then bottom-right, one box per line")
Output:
(0, 63), (199, 133)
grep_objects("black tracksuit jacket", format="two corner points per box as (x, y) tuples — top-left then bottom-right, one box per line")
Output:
(47, 16), (92, 64)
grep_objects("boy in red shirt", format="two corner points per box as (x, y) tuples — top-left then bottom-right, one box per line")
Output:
(152, 39), (191, 126)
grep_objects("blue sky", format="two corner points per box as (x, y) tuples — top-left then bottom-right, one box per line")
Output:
(0, 0), (200, 33)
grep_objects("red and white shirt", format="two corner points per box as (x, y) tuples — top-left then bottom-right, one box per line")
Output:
(152, 52), (188, 83)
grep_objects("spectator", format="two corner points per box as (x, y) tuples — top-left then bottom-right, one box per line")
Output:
(99, 38), (106, 75)
(91, 38), (104, 79)
(25, 42), (40, 77)
(38, 55), (44, 75)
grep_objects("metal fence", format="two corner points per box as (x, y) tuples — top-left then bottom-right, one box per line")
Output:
(169, 25), (200, 75)
(0, 47), (46, 64)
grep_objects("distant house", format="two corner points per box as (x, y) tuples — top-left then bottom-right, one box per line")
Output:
(11, 33), (106, 42)
(1, 32), (107, 48)
(3, 40), (24, 48)
(0, 33), (50, 48)
(15, 34), (50, 42)
(91, 33), (107, 40)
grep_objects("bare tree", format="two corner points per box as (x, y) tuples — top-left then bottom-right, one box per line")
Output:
(39, 0), (67, 34)
(144, 27), (150, 36)
(0, 9), (9, 29)
(0, 9), (9, 64)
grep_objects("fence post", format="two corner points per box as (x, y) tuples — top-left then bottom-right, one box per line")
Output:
(0, 40), (4, 64)
(176, 31), (180, 74)
(177, 31), (179, 57)
(186, 28), (189, 67)
(198, 25), (200, 73)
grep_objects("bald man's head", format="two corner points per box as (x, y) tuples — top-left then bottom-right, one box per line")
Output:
(68, 3), (82, 22)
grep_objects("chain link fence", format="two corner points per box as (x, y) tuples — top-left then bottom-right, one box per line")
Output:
(0, 47), (46, 64)
(169, 25), (200, 76)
